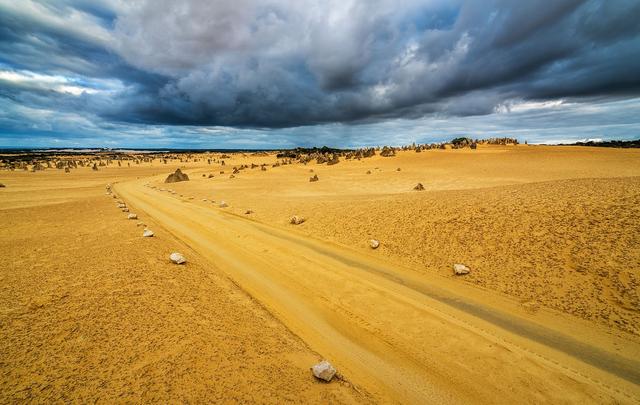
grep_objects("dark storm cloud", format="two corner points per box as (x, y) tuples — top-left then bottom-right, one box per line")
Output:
(0, 0), (639, 139)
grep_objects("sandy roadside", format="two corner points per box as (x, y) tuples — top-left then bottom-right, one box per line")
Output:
(0, 169), (370, 403)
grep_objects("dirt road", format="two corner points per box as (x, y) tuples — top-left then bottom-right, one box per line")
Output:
(114, 178), (640, 403)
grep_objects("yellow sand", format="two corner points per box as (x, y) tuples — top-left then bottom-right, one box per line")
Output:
(1, 144), (639, 403)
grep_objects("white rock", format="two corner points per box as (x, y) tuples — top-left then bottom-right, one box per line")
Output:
(290, 215), (305, 225)
(142, 229), (154, 237)
(117, 203), (126, 208)
(170, 252), (186, 264)
(122, 208), (129, 212)
(311, 360), (336, 382)
(219, 201), (228, 207)
(453, 263), (471, 275)
(127, 213), (137, 220)
(370, 239), (380, 249)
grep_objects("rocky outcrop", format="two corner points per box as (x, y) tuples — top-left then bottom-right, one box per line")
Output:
(165, 168), (189, 183)
(380, 146), (396, 157)
(327, 155), (340, 165)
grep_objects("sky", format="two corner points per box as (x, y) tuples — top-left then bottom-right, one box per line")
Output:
(0, 0), (639, 149)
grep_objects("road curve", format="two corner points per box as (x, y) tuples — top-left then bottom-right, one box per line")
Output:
(114, 179), (640, 403)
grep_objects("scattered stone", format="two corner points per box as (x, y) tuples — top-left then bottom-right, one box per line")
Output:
(290, 215), (305, 225)
(366, 170), (371, 174)
(453, 263), (471, 275)
(370, 239), (380, 249)
(309, 174), (319, 182)
(396, 168), (401, 171)
(165, 168), (189, 183)
(170, 252), (186, 264)
(219, 201), (228, 208)
(142, 229), (154, 237)
(311, 360), (336, 382)
(0, 183), (5, 188)
(127, 213), (137, 220)
(414, 183), (425, 191)
(245, 210), (254, 214)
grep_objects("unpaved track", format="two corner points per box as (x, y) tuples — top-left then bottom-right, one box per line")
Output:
(115, 179), (640, 403)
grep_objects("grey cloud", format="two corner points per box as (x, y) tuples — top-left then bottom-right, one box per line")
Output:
(0, 0), (639, 132)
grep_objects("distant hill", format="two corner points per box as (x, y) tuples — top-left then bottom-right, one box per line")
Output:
(561, 139), (640, 148)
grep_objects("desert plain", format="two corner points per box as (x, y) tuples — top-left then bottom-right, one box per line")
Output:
(1, 143), (639, 403)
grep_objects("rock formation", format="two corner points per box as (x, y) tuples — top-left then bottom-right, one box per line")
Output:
(165, 168), (189, 183)
(380, 146), (396, 157)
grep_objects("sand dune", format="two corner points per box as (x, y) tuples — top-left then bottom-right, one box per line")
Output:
(1, 144), (639, 402)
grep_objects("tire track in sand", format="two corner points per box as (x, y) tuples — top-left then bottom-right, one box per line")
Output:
(114, 180), (640, 404)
